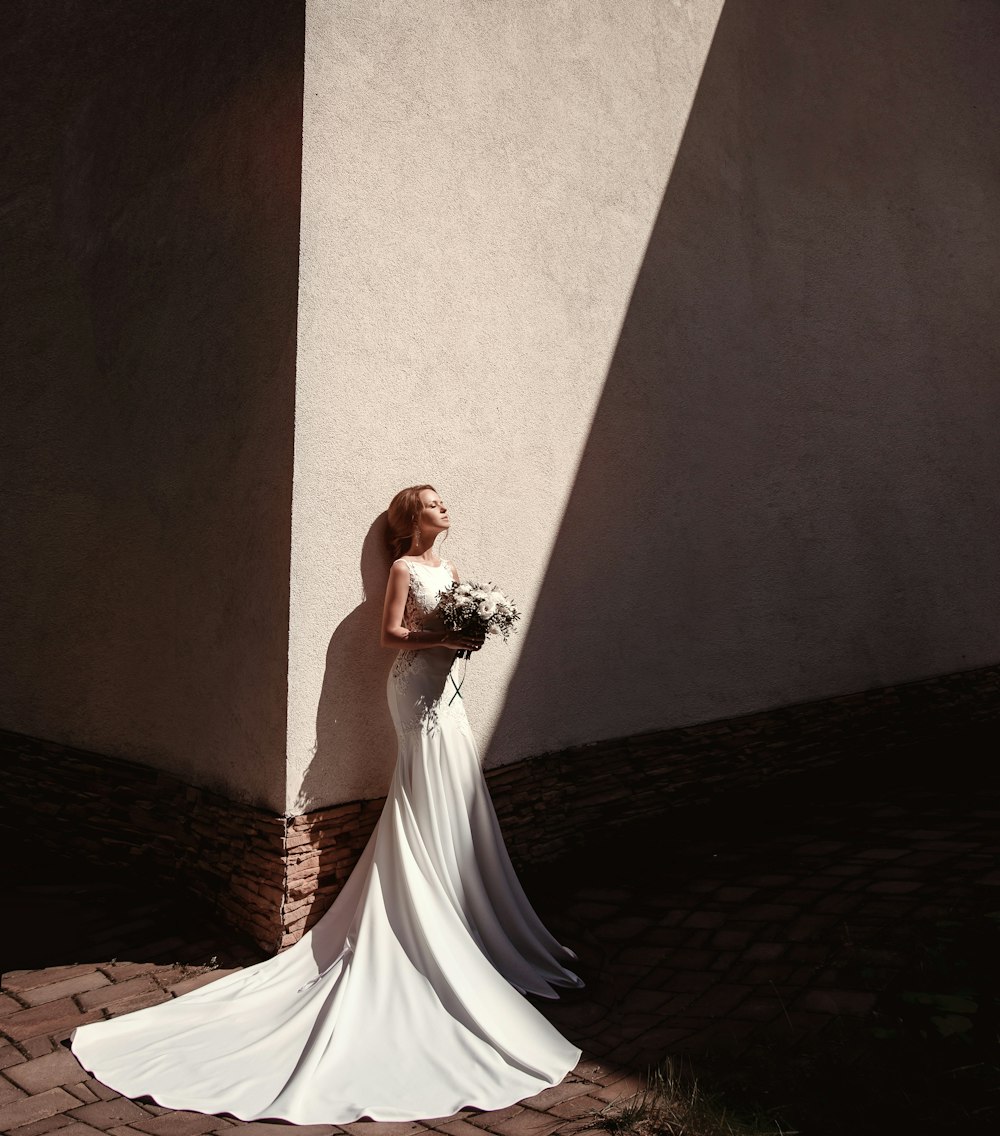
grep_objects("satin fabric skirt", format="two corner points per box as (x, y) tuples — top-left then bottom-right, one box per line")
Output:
(71, 648), (583, 1123)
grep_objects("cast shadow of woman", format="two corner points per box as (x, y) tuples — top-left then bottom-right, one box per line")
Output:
(292, 513), (396, 934)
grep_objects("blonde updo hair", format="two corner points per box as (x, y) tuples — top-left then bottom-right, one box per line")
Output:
(386, 484), (437, 561)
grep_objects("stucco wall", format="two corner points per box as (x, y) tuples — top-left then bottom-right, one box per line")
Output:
(492, 0), (1000, 762)
(290, 0), (726, 810)
(291, 0), (1000, 812)
(1, 2), (304, 809)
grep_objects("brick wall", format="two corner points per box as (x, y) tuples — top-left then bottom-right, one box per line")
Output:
(2, 662), (997, 951)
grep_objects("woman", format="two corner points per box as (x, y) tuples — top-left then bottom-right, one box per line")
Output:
(71, 484), (583, 1124)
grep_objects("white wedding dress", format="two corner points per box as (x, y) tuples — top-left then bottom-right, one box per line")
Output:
(71, 558), (583, 1124)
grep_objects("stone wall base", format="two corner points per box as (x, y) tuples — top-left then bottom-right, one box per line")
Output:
(3, 662), (997, 952)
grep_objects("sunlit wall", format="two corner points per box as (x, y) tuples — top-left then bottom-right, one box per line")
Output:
(290, 0), (1000, 811)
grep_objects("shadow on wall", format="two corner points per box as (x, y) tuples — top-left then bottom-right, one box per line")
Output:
(296, 515), (397, 812)
(1, 1), (304, 807)
(488, 0), (1000, 767)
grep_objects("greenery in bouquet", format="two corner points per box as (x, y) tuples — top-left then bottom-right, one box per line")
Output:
(436, 581), (520, 658)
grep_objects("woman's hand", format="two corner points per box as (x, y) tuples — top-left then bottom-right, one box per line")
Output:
(442, 629), (485, 652)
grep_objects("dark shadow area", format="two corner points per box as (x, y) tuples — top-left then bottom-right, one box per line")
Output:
(4, 724), (996, 1134)
(0, 0), (304, 809)
(522, 722), (1000, 1135)
(1, 837), (262, 974)
(488, 0), (1000, 769)
(296, 514), (397, 812)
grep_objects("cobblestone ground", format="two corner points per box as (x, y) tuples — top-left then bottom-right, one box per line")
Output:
(3, 740), (999, 1136)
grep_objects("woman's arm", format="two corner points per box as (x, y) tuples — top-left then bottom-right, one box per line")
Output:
(380, 560), (481, 651)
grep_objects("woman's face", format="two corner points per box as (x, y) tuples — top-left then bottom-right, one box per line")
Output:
(416, 488), (450, 536)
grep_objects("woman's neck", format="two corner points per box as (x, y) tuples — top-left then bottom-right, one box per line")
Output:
(402, 541), (441, 564)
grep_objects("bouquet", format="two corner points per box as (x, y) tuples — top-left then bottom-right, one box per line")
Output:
(436, 581), (521, 660)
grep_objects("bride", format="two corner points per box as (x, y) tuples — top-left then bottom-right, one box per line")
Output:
(71, 484), (584, 1124)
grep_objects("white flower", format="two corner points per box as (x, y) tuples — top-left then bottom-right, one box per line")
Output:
(457, 595), (474, 607)
(489, 590), (505, 605)
(477, 599), (496, 618)
(456, 583), (472, 595)
(471, 590), (487, 601)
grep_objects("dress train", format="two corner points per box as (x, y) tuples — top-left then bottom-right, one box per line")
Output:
(71, 558), (583, 1123)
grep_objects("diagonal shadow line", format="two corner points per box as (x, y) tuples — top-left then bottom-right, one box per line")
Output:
(485, 0), (1000, 771)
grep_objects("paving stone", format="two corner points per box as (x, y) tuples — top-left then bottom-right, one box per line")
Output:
(0, 994), (24, 1017)
(0, 1087), (81, 1132)
(661, 969), (715, 993)
(710, 929), (751, 950)
(796, 989), (876, 1016)
(19, 975), (110, 1009)
(340, 1123), (425, 1136)
(0, 1045), (27, 1072)
(432, 1120), (492, 1136)
(2, 969), (101, 996)
(786, 914), (837, 942)
(866, 880), (922, 894)
(729, 997), (784, 1021)
(484, 1109), (563, 1136)
(77, 978), (159, 1013)
(615, 946), (666, 968)
(681, 911), (725, 930)
(164, 974), (226, 998)
(656, 949), (715, 972)
(856, 847), (908, 860)
(65, 1098), (153, 1128)
(742, 904), (796, 922)
(3, 1000), (102, 1044)
(21, 1038), (56, 1059)
(540, 1094), (607, 1121)
(81, 1078), (120, 1102)
(517, 1080), (594, 1111)
(102, 990), (172, 1017)
(689, 984), (755, 1017)
(709, 950), (740, 972)
(746, 874), (796, 888)
(130, 1111), (222, 1135)
(0, 1078), (29, 1106)
(462, 1105), (523, 1130)
(63, 1084), (100, 1105)
(245, 1128), (338, 1136)
(814, 893), (863, 915)
(6, 1050), (89, 1094)
(590, 917), (653, 943)
(585, 1074), (648, 1105)
(740, 941), (786, 962)
(6, 1115), (74, 1136)
(715, 886), (756, 902)
(98, 964), (159, 983)
(42, 1125), (107, 1136)
(795, 841), (848, 855)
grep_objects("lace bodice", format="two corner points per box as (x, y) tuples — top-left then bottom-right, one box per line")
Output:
(390, 558), (457, 687)
(399, 558), (455, 632)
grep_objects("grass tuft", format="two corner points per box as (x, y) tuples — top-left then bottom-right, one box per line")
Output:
(582, 1059), (794, 1136)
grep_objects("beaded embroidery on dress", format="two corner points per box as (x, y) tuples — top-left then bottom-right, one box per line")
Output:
(71, 557), (583, 1124)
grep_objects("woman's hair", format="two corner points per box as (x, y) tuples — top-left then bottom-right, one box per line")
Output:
(386, 484), (437, 561)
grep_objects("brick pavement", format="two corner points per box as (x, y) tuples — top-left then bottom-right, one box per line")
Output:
(3, 744), (999, 1135)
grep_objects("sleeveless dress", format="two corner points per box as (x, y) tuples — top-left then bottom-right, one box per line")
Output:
(70, 557), (583, 1124)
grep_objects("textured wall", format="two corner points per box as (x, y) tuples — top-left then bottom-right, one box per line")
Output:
(491, 0), (1000, 762)
(290, 0), (725, 809)
(292, 0), (1000, 811)
(1, 2), (304, 809)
